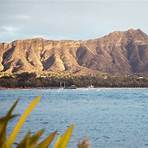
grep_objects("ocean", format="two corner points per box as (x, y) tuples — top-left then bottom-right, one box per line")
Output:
(0, 88), (148, 148)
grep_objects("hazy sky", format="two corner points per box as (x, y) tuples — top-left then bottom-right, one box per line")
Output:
(0, 0), (148, 42)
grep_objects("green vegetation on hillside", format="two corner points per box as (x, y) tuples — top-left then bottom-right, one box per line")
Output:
(0, 72), (148, 88)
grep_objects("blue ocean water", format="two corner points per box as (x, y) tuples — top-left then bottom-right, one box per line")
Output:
(0, 88), (148, 148)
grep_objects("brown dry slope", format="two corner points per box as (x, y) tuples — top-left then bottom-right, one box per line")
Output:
(0, 28), (148, 75)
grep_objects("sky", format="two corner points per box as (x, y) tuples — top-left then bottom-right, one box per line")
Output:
(0, 0), (148, 42)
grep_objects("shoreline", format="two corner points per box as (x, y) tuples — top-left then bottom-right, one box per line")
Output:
(0, 86), (148, 90)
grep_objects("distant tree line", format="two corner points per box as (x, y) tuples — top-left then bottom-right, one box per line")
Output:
(0, 72), (148, 88)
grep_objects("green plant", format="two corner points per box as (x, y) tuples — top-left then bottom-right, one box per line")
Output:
(0, 96), (74, 148)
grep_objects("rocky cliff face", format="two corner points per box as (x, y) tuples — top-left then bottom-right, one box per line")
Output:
(0, 29), (148, 75)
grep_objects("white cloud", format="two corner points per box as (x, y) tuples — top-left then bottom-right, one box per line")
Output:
(0, 0), (148, 42)
(1, 26), (20, 33)
(0, 26), (21, 41)
(0, 26), (21, 42)
(30, 34), (49, 39)
(15, 15), (31, 20)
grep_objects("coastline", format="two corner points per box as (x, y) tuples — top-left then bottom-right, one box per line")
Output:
(0, 86), (148, 90)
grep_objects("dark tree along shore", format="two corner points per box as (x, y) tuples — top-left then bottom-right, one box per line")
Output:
(0, 72), (148, 88)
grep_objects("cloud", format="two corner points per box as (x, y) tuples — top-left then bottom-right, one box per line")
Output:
(0, 26), (21, 42)
(1, 26), (20, 32)
(15, 15), (31, 20)
(0, 0), (148, 42)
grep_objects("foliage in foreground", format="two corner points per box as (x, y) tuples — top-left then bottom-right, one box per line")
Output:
(0, 96), (80, 148)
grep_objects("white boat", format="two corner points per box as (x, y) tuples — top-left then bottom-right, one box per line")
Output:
(88, 85), (94, 88)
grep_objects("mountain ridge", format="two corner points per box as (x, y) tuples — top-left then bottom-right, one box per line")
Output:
(1, 28), (148, 76)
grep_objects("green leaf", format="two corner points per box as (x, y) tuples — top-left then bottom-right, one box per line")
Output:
(54, 124), (74, 148)
(0, 99), (19, 147)
(29, 129), (44, 146)
(6, 96), (41, 147)
(37, 131), (57, 148)
(16, 131), (31, 148)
